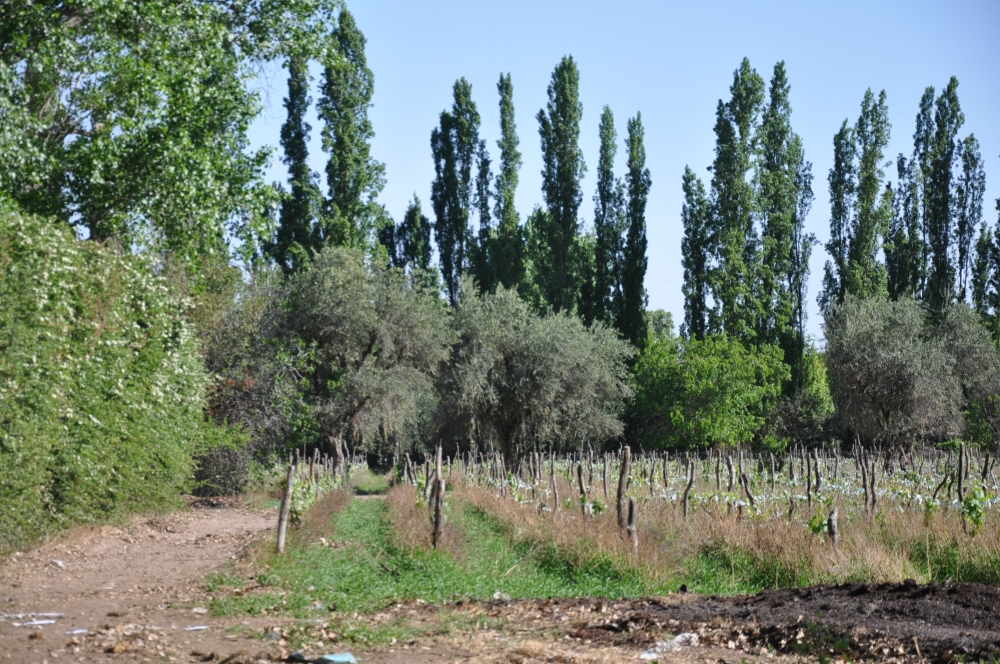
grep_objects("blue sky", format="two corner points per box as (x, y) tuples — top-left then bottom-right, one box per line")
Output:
(247, 0), (1000, 341)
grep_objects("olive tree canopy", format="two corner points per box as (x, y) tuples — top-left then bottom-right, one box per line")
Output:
(825, 296), (963, 446)
(442, 281), (633, 464)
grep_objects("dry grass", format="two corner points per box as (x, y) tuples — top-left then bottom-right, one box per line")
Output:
(453, 467), (1000, 591)
(385, 484), (467, 557)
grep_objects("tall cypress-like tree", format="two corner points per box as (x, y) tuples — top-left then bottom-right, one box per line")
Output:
(491, 73), (525, 292)
(398, 195), (433, 272)
(535, 55), (586, 313)
(471, 140), (493, 291)
(431, 78), (481, 305)
(885, 155), (925, 300)
(588, 106), (625, 326)
(317, 8), (385, 250)
(955, 134), (985, 302)
(846, 89), (893, 300)
(681, 166), (711, 340)
(818, 121), (856, 315)
(271, 54), (322, 272)
(708, 58), (765, 342)
(973, 199), (1000, 341)
(620, 112), (651, 349)
(925, 77), (964, 310)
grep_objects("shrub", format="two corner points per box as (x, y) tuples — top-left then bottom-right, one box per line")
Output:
(0, 204), (218, 551)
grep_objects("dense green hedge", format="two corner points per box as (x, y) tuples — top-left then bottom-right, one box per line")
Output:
(0, 204), (217, 551)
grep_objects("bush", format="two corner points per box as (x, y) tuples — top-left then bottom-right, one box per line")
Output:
(0, 204), (219, 551)
(630, 334), (788, 449)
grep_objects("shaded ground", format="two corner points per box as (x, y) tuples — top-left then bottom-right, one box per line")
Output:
(2, 500), (999, 663)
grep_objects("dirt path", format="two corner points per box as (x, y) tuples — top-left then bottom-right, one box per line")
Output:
(0, 501), (279, 663)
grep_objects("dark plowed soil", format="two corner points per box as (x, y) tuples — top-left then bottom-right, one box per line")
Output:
(569, 581), (1000, 662)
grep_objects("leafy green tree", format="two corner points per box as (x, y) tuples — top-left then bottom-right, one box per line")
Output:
(708, 58), (765, 342)
(631, 334), (788, 450)
(0, 0), (334, 261)
(431, 78), (481, 304)
(535, 55), (586, 313)
(285, 245), (453, 457)
(925, 78), (964, 310)
(397, 195), (433, 273)
(681, 167), (711, 340)
(470, 139), (494, 292)
(825, 296), (963, 447)
(820, 90), (893, 310)
(886, 155), (925, 299)
(620, 112), (651, 349)
(955, 134), (986, 302)
(491, 73), (525, 292)
(972, 200), (1000, 341)
(755, 62), (814, 390)
(587, 106), (625, 326)
(819, 121), (856, 314)
(318, 8), (386, 251)
(270, 54), (324, 273)
(441, 281), (633, 464)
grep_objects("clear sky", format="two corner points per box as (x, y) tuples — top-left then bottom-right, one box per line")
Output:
(247, 0), (1000, 342)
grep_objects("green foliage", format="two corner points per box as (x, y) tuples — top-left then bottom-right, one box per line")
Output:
(318, 8), (387, 251)
(286, 246), (453, 452)
(586, 105), (625, 327)
(0, 0), (335, 262)
(534, 56), (586, 314)
(442, 282), (633, 462)
(824, 296), (964, 445)
(490, 73), (525, 293)
(431, 78), (481, 305)
(620, 113), (651, 350)
(681, 166), (711, 340)
(0, 204), (221, 551)
(631, 334), (788, 450)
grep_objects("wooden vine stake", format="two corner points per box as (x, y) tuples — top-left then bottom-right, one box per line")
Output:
(430, 445), (445, 549)
(682, 459), (695, 520)
(616, 446), (632, 530)
(627, 497), (639, 557)
(276, 461), (296, 554)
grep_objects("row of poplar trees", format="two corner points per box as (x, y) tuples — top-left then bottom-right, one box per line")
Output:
(269, 7), (652, 350)
(680, 59), (997, 393)
(409, 56), (651, 349)
(680, 59), (815, 390)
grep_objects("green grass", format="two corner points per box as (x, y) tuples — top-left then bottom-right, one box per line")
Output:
(350, 469), (391, 495)
(212, 496), (654, 619)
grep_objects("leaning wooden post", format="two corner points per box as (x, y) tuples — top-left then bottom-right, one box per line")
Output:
(276, 461), (296, 554)
(549, 451), (559, 513)
(627, 497), (639, 556)
(957, 442), (966, 502)
(576, 463), (588, 518)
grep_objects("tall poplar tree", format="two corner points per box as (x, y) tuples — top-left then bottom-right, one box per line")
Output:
(271, 54), (322, 272)
(317, 8), (385, 250)
(885, 155), (925, 300)
(431, 78), (481, 305)
(471, 140), (494, 291)
(818, 121), (856, 315)
(925, 77), (964, 310)
(491, 73), (525, 292)
(535, 55), (586, 313)
(973, 200), (1000, 341)
(398, 195), (433, 272)
(955, 134), (985, 302)
(681, 167), (711, 340)
(708, 58), (765, 342)
(620, 112), (651, 349)
(588, 106), (625, 326)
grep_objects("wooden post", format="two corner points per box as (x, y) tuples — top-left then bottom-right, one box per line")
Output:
(431, 446), (444, 548)
(576, 463), (588, 518)
(276, 462), (296, 554)
(627, 497), (638, 556)
(682, 459), (695, 520)
(549, 451), (559, 513)
(740, 472), (755, 507)
(828, 508), (840, 552)
(958, 443), (966, 502)
(617, 446), (632, 529)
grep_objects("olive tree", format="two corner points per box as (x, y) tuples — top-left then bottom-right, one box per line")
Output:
(825, 296), (963, 447)
(441, 281), (633, 464)
(285, 246), (453, 465)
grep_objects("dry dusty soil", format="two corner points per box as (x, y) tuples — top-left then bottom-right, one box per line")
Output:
(2, 501), (998, 664)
